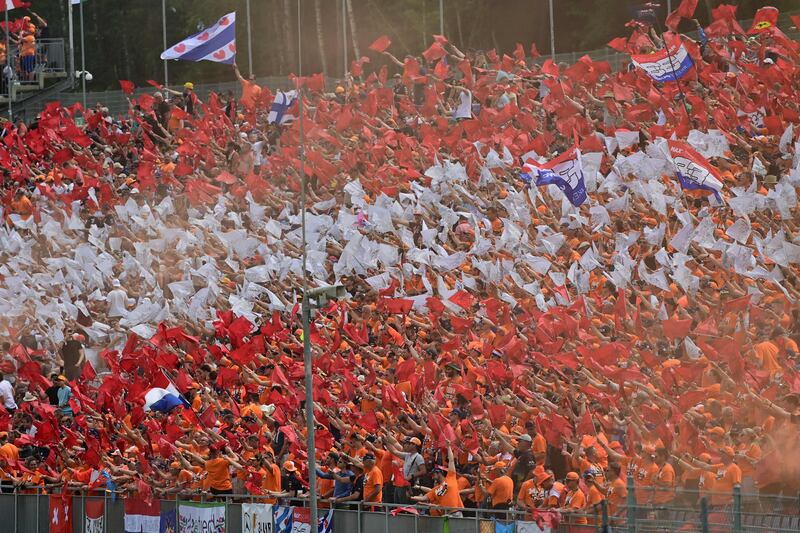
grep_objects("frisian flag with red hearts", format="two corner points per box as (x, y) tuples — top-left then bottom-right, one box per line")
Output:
(160, 11), (236, 64)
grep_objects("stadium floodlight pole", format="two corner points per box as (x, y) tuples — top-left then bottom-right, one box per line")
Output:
(297, 0), (318, 530)
(439, 0), (444, 36)
(548, 0), (555, 59)
(342, 0), (347, 78)
(162, 0), (169, 87)
(79, 0), (86, 110)
(67, 0), (74, 85)
(5, 6), (10, 120)
(246, 0), (253, 77)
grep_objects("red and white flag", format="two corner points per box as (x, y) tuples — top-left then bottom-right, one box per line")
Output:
(84, 500), (104, 533)
(50, 495), (73, 533)
(123, 498), (161, 533)
(2, 0), (31, 11)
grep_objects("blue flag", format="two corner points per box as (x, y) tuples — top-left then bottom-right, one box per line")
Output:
(160, 12), (236, 64)
(522, 146), (587, 207)
(159, 509), (176, 533)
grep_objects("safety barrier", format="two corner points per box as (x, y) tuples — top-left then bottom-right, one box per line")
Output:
(0, 480), (798, 533)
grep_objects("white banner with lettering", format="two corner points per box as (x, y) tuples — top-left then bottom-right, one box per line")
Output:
(242, 503), (274, 533)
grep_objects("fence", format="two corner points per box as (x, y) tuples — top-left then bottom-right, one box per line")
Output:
(1, 479), (798, 533)
(0, 38), (67, 99)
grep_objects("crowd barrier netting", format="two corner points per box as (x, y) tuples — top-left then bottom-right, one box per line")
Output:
(0, 482), (798, 533)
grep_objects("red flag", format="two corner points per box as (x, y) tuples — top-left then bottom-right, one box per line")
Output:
(666, 0), (698, 31)
(449, 290), (474, 310)
(49, 494), (74, 533)
(198, 406), (217, 428)
(661, 318), (692, 340)
(368, 35), (391, 53)
(119, 80), (135, 95)
(748, 6), (779, 34)
(723, 294), (751, 314)
(576, 410), (594, 436)
(80, 361), (96, 382)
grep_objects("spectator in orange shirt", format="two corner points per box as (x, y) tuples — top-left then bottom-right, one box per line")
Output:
(479, 461), (514, 517)
(412, 446), (463, 517)
(560, 471), (588, 525)
(606, 463), (628, 524)
(361, 453), (383, 504)
(583, 471), (606, 526)
(9, 189), (33, 222)
(651, 448), (676, 505)
(690, 446), (742, 507)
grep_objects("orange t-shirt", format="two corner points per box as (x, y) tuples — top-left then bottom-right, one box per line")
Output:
(566, 488), (588, 524)
(364, 466), (383, 503)
(426, 471), (463, 515)
(262, 463), (281, 503)
(20, 35), (35, 57)
(652, 463), (676, 503)
(517, 478), (539, 511)
(711, 463), (741, 506)
(205, 458), (232, 491)
(607, 477), (627, 519)
(488, 475), (514, 507)
(240, 80), (262, 109)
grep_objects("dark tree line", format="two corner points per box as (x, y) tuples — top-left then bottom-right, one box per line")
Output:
(28, 0), (800, 89)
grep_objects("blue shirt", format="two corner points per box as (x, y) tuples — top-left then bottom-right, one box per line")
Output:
(317, 468), (354, 499)
(57, 385), (73, 415)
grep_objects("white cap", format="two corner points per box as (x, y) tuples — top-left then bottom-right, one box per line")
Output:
(112, 279), (120, 287)
(763, 58), (775, 65)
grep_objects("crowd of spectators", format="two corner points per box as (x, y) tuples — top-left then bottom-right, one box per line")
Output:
(0, 3), (799, 527)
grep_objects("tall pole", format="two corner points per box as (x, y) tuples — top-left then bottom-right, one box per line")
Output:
(67, 0), (74, 85)
(667, 0), (672, 15)
(246, 0), (253, 77)
(439, 0), (444, 36)
(79, 0), (86, 110)
(162, 0), (169, 86)
(342, 0), (347, 78)
(5, 6), (11, 120)
(298, 0), (318, 531)
(548, 0), (555, 60)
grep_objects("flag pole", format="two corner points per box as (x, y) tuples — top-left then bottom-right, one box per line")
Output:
(246, 0), (253, 77)
(79, 0), (86, 110)
(548, 0), (556, 59)
(654, 15), (690, 116)
(5, 6), (11, 120)
(162, 0), (169, 87)
(67, 0), (75, 86)
(297, 0), (318, 530)
(342, 0), (347, 78)
(439, 0), (444, 36)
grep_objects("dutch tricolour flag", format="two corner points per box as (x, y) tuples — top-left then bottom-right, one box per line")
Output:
(631, 38), (694, 82)
(665, 140), (724, 201)
(522, 146), (588, 207)
(143, 384), (189, 413)
(268, 90), (298, 125)
(161, 12), (237, 65)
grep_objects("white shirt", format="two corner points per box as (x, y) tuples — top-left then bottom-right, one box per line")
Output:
(0, 379), (17, 410)
(106, 288), (129, 318)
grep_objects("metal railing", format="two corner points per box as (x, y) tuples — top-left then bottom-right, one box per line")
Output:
(0, 38), (67, 98)
(0, 480), (798, 533)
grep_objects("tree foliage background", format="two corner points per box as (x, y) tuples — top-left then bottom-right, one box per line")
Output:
(32, 0), (800, 90)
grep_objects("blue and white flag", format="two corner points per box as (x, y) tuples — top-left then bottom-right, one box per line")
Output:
(268, 90), (298, 124)
(522, 146), (588, 207)
(143, 384), (189, 413)
(318, 509), (334, 533)
(161, 12), (236, 65)
(666, 140), (724, 201)
(631, 37), (693, 82)
(273, 506), (293, 533)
